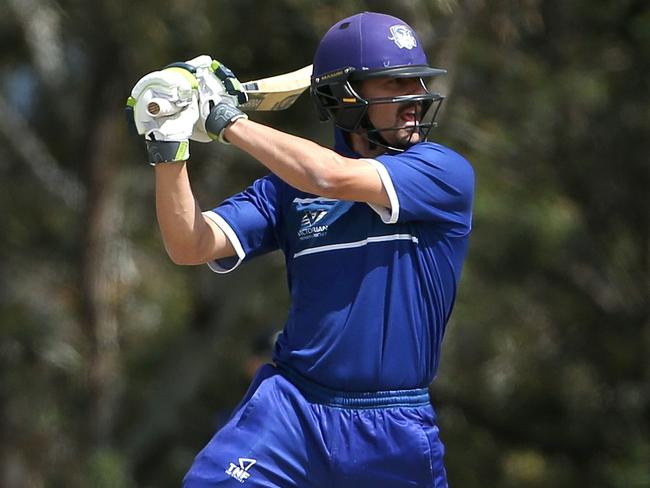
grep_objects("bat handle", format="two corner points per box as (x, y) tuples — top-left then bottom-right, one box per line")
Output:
(146, 98), (180, 117)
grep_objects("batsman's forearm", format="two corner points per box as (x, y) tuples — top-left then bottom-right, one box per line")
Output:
(224, 119), (349, 197)
(154, 163), (233, 265)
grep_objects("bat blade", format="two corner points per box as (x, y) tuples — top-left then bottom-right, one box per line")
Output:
(240, 64), (313, 111)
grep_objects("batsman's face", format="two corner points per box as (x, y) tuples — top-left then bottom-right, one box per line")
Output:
(360, 77), (427, 146)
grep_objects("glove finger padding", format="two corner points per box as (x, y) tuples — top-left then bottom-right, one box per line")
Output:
(128, 68), (200, 142)
(211, 61), (249, 105)
(182, 55), (248, 143)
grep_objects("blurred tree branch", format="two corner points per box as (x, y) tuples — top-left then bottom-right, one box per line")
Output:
(0, 93), (84, 208)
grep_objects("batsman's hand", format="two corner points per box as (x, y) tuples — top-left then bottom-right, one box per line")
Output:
(126, 67), (200, 165)
(125, 56), (248, 163)
(182, 55), (249, 144)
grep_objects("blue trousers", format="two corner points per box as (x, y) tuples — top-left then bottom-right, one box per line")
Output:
(184, 364), (448, 487)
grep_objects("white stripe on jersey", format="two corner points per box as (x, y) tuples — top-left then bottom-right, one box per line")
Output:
(292, 197), (340, 204)
(293, 233), (419, 258)
(363, 158), (400, 224)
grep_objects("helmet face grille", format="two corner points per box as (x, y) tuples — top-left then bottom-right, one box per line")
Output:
(312, 73), (444, 152)
(362, 94), (444, 152)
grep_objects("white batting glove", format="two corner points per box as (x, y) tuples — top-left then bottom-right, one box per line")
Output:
(127, 67), (200, 164)
(181, 55), (249, 144)
(182, 55), (232, 143)
(125, 56), (250, 162)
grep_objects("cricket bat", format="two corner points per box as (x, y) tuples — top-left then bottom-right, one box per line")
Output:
(146, 64), (313, 117)
(240, 64), (313, 111)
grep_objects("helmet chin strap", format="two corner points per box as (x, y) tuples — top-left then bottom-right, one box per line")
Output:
(366, 126), (395, 151)
(359, 115), (397, 152)
(359, 114), (417, 153)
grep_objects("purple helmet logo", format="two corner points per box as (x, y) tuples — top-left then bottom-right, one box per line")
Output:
(388, 25), (417, 50)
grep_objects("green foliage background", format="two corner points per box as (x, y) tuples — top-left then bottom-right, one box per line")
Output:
(0, 0), (647, 486)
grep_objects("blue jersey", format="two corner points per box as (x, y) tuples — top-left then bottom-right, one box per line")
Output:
(205, 142), (474, 392)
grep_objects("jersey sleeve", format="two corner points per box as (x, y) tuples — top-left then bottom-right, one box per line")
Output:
(202, 174), (283, 273)
(367, 142), (474, 233)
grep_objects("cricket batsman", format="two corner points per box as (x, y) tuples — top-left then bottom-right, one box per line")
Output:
(128, 11), (474, 487)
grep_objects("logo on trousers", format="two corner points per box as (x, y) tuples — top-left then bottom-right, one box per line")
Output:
(225, 457), (256, 483)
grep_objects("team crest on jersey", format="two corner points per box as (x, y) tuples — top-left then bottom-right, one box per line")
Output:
(388, 25), (417, 50)
(225, 457), (256, 483)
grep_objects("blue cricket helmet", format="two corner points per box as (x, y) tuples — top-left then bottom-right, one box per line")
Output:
(313, 12), (444, 79)
(311, 12), (446, 151)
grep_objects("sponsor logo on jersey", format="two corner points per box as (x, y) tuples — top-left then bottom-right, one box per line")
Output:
(225, 457), (256, 483)
(388, 25), (417, 50)
(292, 197), (346, 241)
(300, 209), (327, 227)
(298, 210), (329, 240)
(298, 208), (329, 240)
